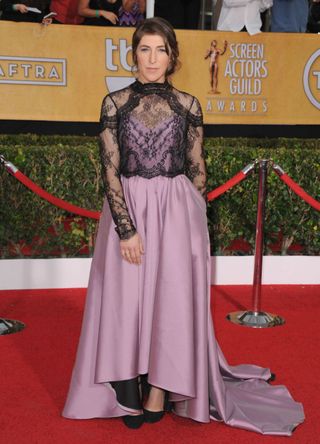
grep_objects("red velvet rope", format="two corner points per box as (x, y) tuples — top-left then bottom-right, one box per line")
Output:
(207, 171), (246, 201)
(14, 170), (101, 220)
(4, 157), (319, 217)
(277, 173), (320, 212)
(3, 159), (248, 218)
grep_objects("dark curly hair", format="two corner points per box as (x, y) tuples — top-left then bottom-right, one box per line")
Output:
(132, 17), (180, 77)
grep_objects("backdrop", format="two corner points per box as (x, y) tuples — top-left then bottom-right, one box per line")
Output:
(0, 21), (319, 125)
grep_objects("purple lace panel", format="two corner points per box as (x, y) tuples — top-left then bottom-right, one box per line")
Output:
(99, 80), (207, 240)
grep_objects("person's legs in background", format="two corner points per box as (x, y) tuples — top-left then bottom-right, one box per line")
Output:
(271, 0), (309, 32)
(184, 0), (200, 29)
(155, 0), (184, 28)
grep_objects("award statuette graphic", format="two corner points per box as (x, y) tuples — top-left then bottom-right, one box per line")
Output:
(204, 39), (228, 94)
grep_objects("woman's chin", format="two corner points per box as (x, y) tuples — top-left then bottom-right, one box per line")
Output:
(139, 73), (166, 84)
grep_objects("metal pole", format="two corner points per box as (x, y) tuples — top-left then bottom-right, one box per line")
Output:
(252, 159), (268, 312)
(227, 160), (285, 328)
(0, 154), (26, 335)
(200, 0), (206, 29)
(146, 0), (155, 18)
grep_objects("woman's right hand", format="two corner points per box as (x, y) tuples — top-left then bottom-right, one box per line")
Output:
(14, 4), (29, 13)
(99, 10), (118, 24)
(120, 232), (144, 265)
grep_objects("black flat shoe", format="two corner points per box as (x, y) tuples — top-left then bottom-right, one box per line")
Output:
(122, 414), (144, 429)
(143, 391), (169, 423)
(143, 408), (165, 423)
(267, 372), (276, 383)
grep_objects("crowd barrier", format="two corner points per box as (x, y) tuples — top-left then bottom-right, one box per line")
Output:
(0, 154), (319, 334)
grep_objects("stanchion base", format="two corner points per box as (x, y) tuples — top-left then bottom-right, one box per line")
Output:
(226, 311), (285, 328)
(0, 318), (25, 335)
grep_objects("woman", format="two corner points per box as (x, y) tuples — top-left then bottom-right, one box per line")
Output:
(63, 17), (304, 433)
(119, 0), (145, 26)
(49, 0), (84, 24)
(78, 0), (121, 26)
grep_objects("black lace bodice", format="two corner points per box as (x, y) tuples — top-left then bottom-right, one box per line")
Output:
(99, 80), (207, 240)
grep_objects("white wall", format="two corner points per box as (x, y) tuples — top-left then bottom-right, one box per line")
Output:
(0, 256), (319, 290)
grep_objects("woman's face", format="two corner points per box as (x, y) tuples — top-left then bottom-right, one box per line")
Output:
(136, 34), (170, 84)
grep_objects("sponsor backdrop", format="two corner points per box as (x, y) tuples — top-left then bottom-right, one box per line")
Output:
(0, 21), (319, 125)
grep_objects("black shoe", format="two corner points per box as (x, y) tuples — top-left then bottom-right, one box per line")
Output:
(143, 391), (169, 423)
(267, 372), (276, 383)
(122, 414), (144, 429)
(143, 408), (165, 423)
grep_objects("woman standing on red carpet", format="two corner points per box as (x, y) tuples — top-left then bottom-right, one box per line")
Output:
(62, 17), (305, 433)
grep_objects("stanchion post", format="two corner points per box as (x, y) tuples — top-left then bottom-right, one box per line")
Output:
(0, 154), (26, 335)
(227, 159), (285, 328)
(252, 159), (268, 313)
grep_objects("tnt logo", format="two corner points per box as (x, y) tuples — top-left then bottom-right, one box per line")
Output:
(105, 38), (135, 93)
(303, 49), (320, 110)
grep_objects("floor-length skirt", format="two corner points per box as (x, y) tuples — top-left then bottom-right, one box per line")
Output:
(62, 174), (304, 435)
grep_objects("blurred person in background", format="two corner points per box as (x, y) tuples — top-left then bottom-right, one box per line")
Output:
(307, 0), (320, 33)
(0, 0), (51, 22)
(50, 0), (84, 23)
(271, 0), (309, 32)
(217, 0), (273, 35)
(79, 0), (121, 26)
(119, 0), (145, 26)
(154, 0), (201, 29)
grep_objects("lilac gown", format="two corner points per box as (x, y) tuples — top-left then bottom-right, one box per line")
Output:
(62, 80), (304, 435)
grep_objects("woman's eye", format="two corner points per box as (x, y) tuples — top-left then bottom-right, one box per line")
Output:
(159, 48), (167, 53)
(140, 47), (149, 52)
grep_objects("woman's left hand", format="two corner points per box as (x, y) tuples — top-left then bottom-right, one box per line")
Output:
(120, 232), (144, 265)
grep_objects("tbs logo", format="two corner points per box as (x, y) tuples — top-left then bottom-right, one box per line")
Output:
(105, 38), (135, 93)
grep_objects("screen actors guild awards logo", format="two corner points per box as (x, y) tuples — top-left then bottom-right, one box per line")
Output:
(303, 49), (320, 110)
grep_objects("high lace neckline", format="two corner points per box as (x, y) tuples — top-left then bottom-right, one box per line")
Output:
(132, 79), (172, 94)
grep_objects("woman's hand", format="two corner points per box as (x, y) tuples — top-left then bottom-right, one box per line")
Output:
(78, 0), (119, 23)
(120, 232), (144, 265)
(99, 10), (118, 24)
(13, 4), (29, 13)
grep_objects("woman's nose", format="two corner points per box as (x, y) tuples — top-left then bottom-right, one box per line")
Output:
(149, 50), (157, 64)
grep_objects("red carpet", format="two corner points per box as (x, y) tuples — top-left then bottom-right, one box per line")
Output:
(0, 285), (319, 444)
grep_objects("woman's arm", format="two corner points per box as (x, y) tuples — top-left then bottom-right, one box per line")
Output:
(185, 97), (207, 204)
(99, 95), (137, 240)
(1, 0), (28, 13)
(78, 0), (118, 23)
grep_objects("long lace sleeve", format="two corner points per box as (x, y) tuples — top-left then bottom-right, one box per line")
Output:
(185, 97), (207, 204)
(99, 95), (137, 240)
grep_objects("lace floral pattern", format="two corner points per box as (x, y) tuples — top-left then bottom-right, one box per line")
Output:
(99, 80), (207, 240)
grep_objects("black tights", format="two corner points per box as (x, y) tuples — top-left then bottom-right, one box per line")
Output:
(110, 375), (151, 410)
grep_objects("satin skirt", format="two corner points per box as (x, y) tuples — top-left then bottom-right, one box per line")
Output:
(62, 174), (304, 435)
